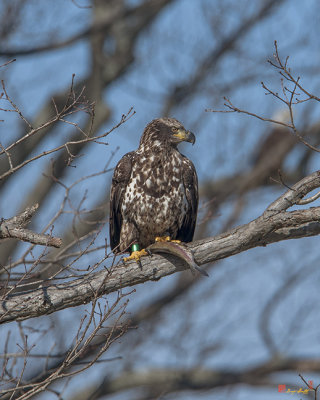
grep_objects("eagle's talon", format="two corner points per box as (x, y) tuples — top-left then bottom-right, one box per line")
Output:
(123, 249), (148, 263)
(155, 236), (171, 242)
(155, 236), (181, 244)
(146, 248), (153, 257)
(137, 258), (143, 270)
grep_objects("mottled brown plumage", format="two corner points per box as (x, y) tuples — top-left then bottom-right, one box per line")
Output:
(109, 118), (198, 254)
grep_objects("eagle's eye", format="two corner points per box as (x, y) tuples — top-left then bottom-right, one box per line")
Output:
(171, 127), (178, 132)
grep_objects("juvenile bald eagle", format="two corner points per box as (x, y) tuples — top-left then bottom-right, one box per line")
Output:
(109, 118), (198, 262)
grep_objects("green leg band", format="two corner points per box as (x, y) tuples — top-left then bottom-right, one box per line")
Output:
(131, 243), (140, 253)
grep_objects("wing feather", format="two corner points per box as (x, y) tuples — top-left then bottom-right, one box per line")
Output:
(176, 157), (198, 242)
(109, 152), (134, 252)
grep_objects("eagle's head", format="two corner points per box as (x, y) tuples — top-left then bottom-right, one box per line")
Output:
(139, 118), (195, 149)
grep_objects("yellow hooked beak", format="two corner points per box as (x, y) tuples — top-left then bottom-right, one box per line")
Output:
(172, 129), (196, 145)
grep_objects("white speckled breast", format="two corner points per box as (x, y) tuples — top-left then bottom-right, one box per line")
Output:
(121, 148), (188, 245)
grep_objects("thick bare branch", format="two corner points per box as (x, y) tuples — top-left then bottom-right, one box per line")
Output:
(0, 204), (62, 248)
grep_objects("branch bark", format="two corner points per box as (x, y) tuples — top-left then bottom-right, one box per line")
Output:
(1, 171), (320, 324)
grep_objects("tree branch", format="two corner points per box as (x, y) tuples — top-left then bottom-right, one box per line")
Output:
(0, 204), (62, 248)
(1, 171), (320, 324)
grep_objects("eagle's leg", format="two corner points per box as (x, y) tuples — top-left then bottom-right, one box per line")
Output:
(155, 236), (181, 244)
(123, 243), (148, 263)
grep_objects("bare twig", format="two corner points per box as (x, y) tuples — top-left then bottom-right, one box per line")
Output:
(1, 290), (129, 400)
(207, 41), (320, 153)
(0, 59), (16, 68)
(0, 101), (134, 181)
